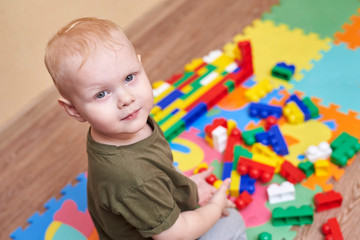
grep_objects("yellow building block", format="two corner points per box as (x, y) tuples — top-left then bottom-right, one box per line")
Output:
(193, 162), (209, 174)
(252, 143), (284, 172)
(244, 79), (274, 102)
(283, 101), (304, 124)
(314, 159), (330, 177)
(153, 84), (176, 105)
(150, 105), (162, 117)
(229, 170), (241, 197)
(185, 58), (204, 72)
(212, 54), (234, 71)
(213, 179), (223, 189)
(158, 109), (187, 132)
(227, 119), (237, 136)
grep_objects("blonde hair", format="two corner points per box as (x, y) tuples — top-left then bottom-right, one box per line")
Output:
(44, 17), (131, 97)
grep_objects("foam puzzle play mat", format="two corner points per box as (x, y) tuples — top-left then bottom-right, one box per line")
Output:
(11, 0), (360, 239)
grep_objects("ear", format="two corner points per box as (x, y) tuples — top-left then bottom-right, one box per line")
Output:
(58, 97), (86, 122)
(137, 54), (142, 62)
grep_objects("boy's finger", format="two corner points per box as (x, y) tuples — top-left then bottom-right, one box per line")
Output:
(219, 178), (231, 193)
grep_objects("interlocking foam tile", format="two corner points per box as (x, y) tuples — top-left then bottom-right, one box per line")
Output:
(262, 0), (360, 39)
(291, 43), (360, 115)
(233, 19), (331, 85)
(334, 8), (360, 49)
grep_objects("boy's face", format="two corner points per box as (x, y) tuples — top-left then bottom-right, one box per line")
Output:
(63, 42), (154, 143)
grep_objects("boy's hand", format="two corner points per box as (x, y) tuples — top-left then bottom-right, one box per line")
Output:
(209, 178), (235, 217)
(189, 167), (217, 206)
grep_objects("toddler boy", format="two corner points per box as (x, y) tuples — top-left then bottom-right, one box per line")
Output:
(45, 17), (246, 240)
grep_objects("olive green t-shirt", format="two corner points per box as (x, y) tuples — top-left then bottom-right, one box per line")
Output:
(87, 117), (198, 239)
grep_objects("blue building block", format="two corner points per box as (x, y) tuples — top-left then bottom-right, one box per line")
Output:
(156, 89), (184, 109)
(286, 94), (311, 120)
(255, 125), (289, 156)
(276, 62), (295, 74)
(249, 103), (282, 119)
(182, 102), (208, 128)
(240, 174), (256, 194)
(222, 162), (233, 180)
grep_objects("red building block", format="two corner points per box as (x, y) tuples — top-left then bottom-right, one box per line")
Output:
(234, 191), (253, 210)
(237, 157), (275, 183)
(204, 118), (228, 137)
(280, 160), (306, 184)
(314, 190), (343, 212)
(265, 115), (278, 131)
(223, 128), (242, 162)
(322, 218), (343, 240)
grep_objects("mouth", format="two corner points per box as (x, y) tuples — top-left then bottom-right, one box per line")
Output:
(121, 109), (140, 120)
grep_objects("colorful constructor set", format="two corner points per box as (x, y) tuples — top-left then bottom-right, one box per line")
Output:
(11, 0), (360, 239)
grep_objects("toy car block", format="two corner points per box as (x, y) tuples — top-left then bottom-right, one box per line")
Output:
(242, 127), (265, 146)
(258, 232), (272, 240)
(251, 143), (284, 173)
(255, 125), (289, 156)
(212, 126), (228, 153)
(314, 159), (330, 177)
(271, 62), (295, 81)
(182, 102), (207, 128)
(285, 94), (311, 120)
(272, 205), (313, 226)
(322, 217), (343, 240)
(244, 79), (274, 102)
(302, 96), (319, 119)
(237, 157), (275, 183)
(298, 161), (315, 177)
(314, 190), (343, 212)
(305, 141), (332, 163)
(283, 101), (304, 124)
(249, 102), (282, 119)
(234, 191), (253, 210)
(240, 174), (256, 194)
(265, 115), (278, 131)
(204, 118), (228, 137)
(223, 128), (243, 162)
(330, 132), (360, 166)
(222, 162), (233, 180)
(229, 170), (241, 197)
(267, 181), (295, 204)
(280, 160), (306, 184)
(233, 145), (253, 170)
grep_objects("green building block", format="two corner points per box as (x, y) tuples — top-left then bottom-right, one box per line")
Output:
(242, 127), (265, 146)
(258, 232), (272, 240)
(224, 80), (235, 93)
(164, 120), (185, 142)
(271, 66), (293, 81)
(302, 97), (319, 119)
(331, 132), (360, 166)
(272, 205), (313, 226)
(233, 145), (253, 170)
(298, 161), (314, 177)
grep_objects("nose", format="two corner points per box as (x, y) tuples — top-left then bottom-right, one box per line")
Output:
(117, 89), (135, 109)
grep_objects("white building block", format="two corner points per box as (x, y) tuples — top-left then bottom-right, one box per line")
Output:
(267, 181), (295, 204)
(305, 141), (332, 163)
(212, 126), (228, 153)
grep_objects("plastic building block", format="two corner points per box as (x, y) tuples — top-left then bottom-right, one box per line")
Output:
(314, 190), (343, 212)
(233, 145), (253, 170)
(182, 102), (207, 128)
(258, 232), (272, 240)
(322, 218), (343, 240)
(156, 89), (184, 110)
(234, 191), (253, 210)
(244, 79), (273, 102)
(305, 141), (332, 163)
(226, 119), (237, 136)
(184, 58), (205, 72)
(193, 162), (209, 174)
(229, 170), (241, 197)
(330, 132), (360, 166)
(204, 117), (227, 137)
(265, 115), (278, 131)
(267, 181), (295, 204)
(272, 205), (313, 226)
(286, 94), (311, 120)
(242, 127), (265, 146)
(240, 174), (256, 194)
(222, 162), (233, 180)
(212, 126), (228, 152)
(223, 128), (242, 162)
(280, 160), (306, 184)
(249, 103), (282, 119)
(235, 40), (253, 73)
(237, 157), (275, 183)
(283, 101), (304, 124)
(152, 81), (171, 98)
(255, 125), (289, 156)
(206, 174), (218, 185)
(314, 160), (330, 177)
(251, 143), (284, 173)
(298, 161), (315, 177)
(271, 62), (295, 81)
(302, 97), (319, 119)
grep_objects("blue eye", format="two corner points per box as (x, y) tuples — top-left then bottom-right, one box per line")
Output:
(125, 74), (134, 82)
(96, 91), (109, 99)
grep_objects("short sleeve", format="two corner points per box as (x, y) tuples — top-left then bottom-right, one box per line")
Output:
(113, 174), (181, 238)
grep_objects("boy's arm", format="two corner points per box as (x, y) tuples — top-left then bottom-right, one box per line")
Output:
(152, 179), (234, 240)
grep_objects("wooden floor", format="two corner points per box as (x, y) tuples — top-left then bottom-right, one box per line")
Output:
(1, 0), (359, 239)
